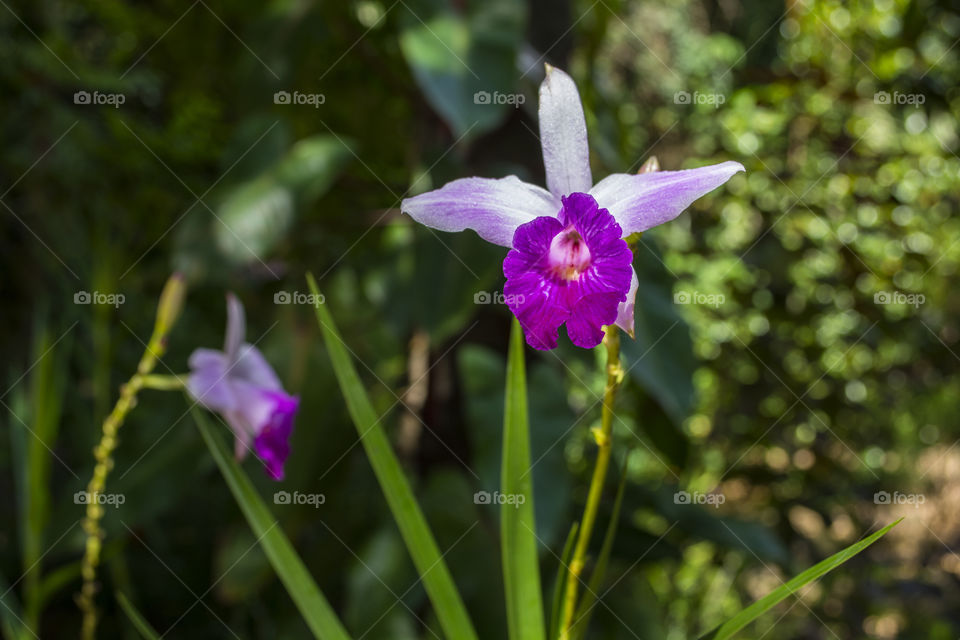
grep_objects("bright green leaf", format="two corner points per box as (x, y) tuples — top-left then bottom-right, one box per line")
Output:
(193, 408), (352, 640)
(307, 273), (478, 640)
(701, 518), (902, 640)
(501, 318), (545, 640)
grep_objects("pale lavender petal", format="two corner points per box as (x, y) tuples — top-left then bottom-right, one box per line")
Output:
(401, 176), (559, 247)
(589, 161), (745, 235)
(614, 267), (639, 337)
(224, 293), (245, 361)
(232, 344), (283, 391)
(188, 347), (228, 371)
(539, 65), (592, 197)
(186, 350), (236, 412)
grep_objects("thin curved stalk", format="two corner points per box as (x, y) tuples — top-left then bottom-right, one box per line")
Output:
(559, 327), (622, 639)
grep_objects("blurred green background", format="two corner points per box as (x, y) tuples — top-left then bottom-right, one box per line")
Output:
(2, 0), (959, 637)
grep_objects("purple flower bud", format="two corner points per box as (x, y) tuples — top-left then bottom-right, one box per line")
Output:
(188, 294), (298, 480)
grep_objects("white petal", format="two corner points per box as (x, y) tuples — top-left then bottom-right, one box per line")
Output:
(538, 65), (593, 197)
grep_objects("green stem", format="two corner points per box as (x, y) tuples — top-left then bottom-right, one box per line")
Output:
(77, 275), (185, 640)
(559, 327), (622, 640)
(139, 374), (187, 391)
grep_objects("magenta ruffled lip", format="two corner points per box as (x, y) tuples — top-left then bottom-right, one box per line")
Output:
(502, 192), (633, 350)
(254, 391), (299, 481)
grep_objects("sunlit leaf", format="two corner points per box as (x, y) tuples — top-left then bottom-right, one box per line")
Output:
(701, 519), (902, 640)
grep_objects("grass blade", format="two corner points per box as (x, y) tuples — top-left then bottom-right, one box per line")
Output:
(116, 592), (160, 640)
(17, 327), (67, 628)
(0, 568), (29, 640)
(570, 466), (628, 640)
(193, 408), (352, 640)
(701, 518), (903, 640)
(548, 523), (578, 640)
(501, 318), (546, 640)
(307, 273), (478, 640)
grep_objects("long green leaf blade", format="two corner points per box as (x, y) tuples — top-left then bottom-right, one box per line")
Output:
(16, 327), (67, 628)
(116, 592), (161, 640)
(307, 273), (479, 640)
(501, 318), (546, 640)
(702, 518), (902, 640)
(193, 408), (352, 640)
(0, 568), (28, 640)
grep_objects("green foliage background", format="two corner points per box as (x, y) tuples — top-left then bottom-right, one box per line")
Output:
(1, 0), (957, 638)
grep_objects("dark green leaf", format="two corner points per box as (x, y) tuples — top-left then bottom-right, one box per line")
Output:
(116, 592), (161, 640)
(399, 0), (527, 139)
(621, 236), (696, 426)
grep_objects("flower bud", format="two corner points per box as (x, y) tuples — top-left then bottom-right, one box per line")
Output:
(154, 273), (186, 336)
(637, 155), (660, 174)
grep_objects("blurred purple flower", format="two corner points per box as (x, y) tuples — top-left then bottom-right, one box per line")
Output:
(187, 294), (298, 480)
(402, 65), (744, 350)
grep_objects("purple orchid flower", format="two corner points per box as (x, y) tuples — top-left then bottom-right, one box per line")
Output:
(187, 294), (298, 480)
(401, 65), (744, 350)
